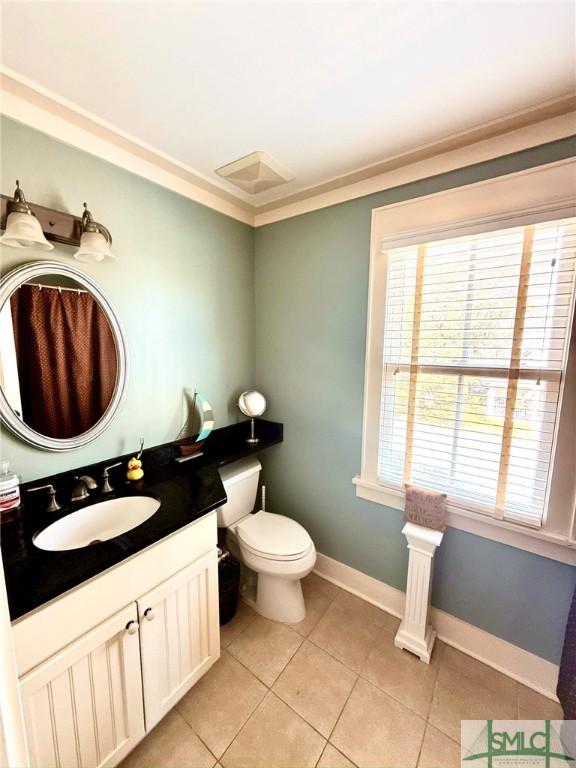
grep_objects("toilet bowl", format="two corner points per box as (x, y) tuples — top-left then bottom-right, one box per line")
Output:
(217, 458), (316, 624)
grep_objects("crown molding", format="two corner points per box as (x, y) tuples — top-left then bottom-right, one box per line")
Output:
(254, 104), (576, 226)
(1, 68), (574, 229)
(0, 69), (255, 225)
(256, 93), (576, 211)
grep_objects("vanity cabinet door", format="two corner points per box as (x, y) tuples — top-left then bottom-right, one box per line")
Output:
(19, 603), (145, 768)
(137, 548), (220, 731)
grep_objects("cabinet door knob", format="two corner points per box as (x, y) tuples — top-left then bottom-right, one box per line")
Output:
(125, 620), (139, 635)
(144, 607), (156, 621)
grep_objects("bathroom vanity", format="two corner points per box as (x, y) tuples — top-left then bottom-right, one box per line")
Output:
(16, 515), (217, 767)
(1, 421), (283, 768)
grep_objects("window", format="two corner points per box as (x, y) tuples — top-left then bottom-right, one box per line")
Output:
(355, 161), (576, 563)
(379, 218), (575, 528)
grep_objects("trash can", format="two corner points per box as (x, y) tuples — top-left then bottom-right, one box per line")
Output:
(218, 549), (240, 625)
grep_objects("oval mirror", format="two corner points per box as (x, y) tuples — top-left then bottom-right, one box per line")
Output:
(0, 262), (128, 451)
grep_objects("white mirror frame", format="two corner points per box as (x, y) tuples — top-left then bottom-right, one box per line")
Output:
(0, 261), (128, 451)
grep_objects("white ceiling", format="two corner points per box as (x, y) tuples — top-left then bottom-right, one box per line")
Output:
(1, 1), (574, 205)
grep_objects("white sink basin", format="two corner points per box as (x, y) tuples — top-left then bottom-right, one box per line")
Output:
(33, 496), (161, 552)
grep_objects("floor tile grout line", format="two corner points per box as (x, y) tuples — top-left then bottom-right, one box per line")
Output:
(224, 576), (371, 683)
(437, 648), (520, 704)
(304, 632), (366, 676)
(269, 642), (360, 742)
(427, 660), (442, 729)
(325, 742), (360, 768)
(304, 612), (399, 680)
(356, 658), (441, 722)
(173, 707), (220, 765)
(314, 742), (329, 768)
(176, 658), (267, 765)
(306, 575), (343, 605)
(289, 578), (342, 636)
(218, 690), (274, 767)
(414, 736), (426, 767)
(223, 647), (274, 690)
(221, 628), (348, 754)
(439, 645), (519, 696)
(223, 579), (519, 763)
(322, 675), (361, 767)
(134, 576), (540, 768)
(290, 600), (331, 638)
(413, 713), (428, 768)
(425, 663), (462, 746)
(324, 575), (532, 714)
(267, 686), (330, 743)
(220, 606), (258, 650)
(243, 627), (362, 746)
(218, 688), (327, 767)
(319, 575), (522, 696)
(225, 626), (305, 689)
(224, 583), (517, 749)
(325, 674), (359, 743)
(316, 739), (360, 768)
(179, 645), (271, 763)
(267, 634), (441, 766)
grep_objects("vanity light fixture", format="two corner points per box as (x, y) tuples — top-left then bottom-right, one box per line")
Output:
(0, 180), (54, 251)
(73, 203), (115, 263)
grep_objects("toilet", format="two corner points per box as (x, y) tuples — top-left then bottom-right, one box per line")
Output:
(217, 457), (316, 624)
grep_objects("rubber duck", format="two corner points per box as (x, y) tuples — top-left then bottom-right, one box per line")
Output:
(127, 457), (144, 481)
(127, 438), (144, 481)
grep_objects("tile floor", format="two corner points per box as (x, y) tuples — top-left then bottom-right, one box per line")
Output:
(121, 573), (562, 768)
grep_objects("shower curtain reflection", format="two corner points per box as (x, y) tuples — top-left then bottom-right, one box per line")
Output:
(10, 283), (117, 439)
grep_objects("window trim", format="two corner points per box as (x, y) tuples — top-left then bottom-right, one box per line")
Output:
(355, 158), (576, 565)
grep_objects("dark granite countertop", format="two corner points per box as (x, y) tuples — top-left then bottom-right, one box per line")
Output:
(1, 419), (282, 621)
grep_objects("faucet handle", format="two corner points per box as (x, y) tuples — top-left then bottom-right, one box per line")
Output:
(101, 462), (123, 494)
(27, 484), (61, 513)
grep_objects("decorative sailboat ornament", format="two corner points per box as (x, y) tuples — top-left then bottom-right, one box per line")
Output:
(174, 389), (214, 463)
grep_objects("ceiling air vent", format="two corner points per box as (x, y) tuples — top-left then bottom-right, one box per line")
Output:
(216, 151), (294, 194)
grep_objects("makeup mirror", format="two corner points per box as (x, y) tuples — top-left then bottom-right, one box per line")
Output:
(238, 390), (267, 444)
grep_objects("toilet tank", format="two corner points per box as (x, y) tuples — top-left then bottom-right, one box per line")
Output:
(217, 457), (261, 528)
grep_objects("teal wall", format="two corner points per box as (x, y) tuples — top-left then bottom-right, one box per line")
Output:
(0, 117), (255, 481)
(254, 137), (576, 664)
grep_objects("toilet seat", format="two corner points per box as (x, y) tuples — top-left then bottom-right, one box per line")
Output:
(236, 511), (313, 561)
(239, 537), (315, 562)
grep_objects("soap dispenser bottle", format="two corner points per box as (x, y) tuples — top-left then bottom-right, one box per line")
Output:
(0, 461), (21, 519)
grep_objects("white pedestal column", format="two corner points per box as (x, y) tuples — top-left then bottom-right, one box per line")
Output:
(394, 522), (444, 664)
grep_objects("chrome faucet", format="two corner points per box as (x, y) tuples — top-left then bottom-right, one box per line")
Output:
(71, 475), (97, 502)
(27, 484), (61, 513)
(101, 462), (123, 494)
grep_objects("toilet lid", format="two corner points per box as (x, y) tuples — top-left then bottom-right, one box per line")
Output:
(236, 511), (312, 558)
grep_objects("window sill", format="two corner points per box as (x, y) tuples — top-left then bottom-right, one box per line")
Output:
(353, 476), (576, 566)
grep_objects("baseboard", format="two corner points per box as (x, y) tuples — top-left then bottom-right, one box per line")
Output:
(313, 552), (560, 701)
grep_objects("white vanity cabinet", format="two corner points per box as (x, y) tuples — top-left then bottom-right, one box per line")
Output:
(19, 603), (145, 768)
(13, 512), (220, 768)
(138, 549), (219, 730)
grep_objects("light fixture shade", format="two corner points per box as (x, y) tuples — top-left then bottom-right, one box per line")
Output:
(0, 211), (54, 250)
(73, 230), (115, 263)
(73, 202), (115, 263)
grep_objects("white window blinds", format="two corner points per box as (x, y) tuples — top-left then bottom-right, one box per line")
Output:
(378, 217), (576, 527)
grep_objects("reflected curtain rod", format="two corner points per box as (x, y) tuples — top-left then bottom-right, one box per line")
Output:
(23, 282), (88, 295)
